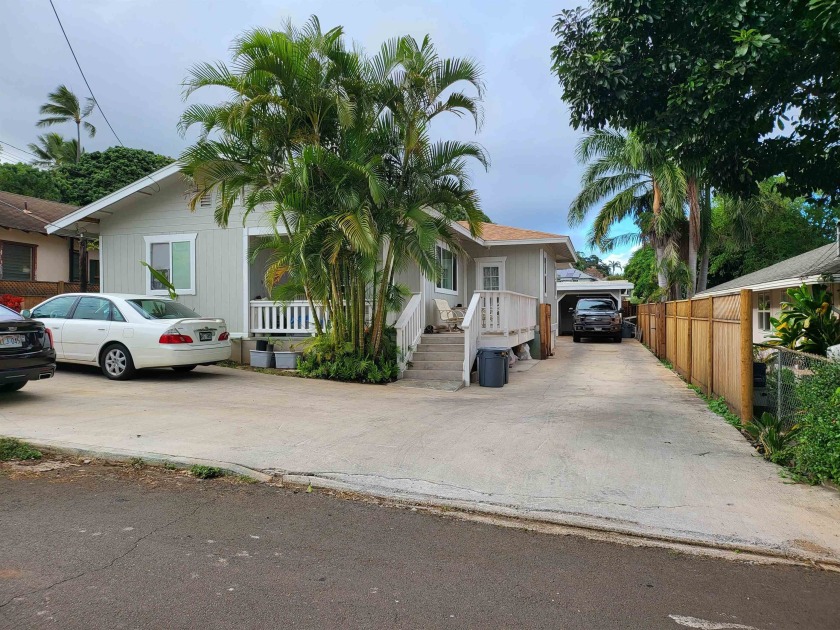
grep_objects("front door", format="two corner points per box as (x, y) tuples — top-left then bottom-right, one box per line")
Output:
(477, 259), (505, 291)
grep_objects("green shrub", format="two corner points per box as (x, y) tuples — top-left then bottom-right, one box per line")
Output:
(791, 361), (840, 484)
(0, 438), (42, 461)
(190, 465), (225, 479)
(296, 328), (400, 384)
(744, 412), (801, 463)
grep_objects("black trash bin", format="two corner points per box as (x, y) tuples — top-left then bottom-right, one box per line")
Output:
(478, 347), (508, 387)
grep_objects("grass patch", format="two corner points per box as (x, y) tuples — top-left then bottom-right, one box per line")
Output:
(129, 457), (145, 469)
(190, 465), (225, 479)
(162, 461), (179, 471)
(686, 384), (742, 427)
(0, 438), (42, 461)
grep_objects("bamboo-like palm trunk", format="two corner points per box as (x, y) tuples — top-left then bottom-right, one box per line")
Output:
(651, 181), (668, 295)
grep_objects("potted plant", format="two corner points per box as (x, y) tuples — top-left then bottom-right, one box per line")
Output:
(250, 337), (276, 368)
(273, 339), (303, 369)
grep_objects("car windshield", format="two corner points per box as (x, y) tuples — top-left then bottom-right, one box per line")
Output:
(0, 304), (24, 322)
(577, 299), (615, 311)
(127, 299), (201, 320)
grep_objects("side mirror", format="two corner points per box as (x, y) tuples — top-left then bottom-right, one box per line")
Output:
(21, 309), (31, 318)
(568, 307), (575, 313)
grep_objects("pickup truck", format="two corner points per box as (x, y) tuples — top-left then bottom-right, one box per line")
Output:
(572, 298), (622, 343)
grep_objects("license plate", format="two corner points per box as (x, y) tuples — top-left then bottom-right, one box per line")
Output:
(1, 334), (25, 348)
(199, 331), (213, 342)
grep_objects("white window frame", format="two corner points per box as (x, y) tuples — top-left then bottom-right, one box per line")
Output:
(475, 256), (507, 292)
(143, 233), (197, 296)
(435, 242), (459, 295)
(757, 292), (772, 332)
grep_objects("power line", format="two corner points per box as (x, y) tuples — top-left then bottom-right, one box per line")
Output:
(0, 139), (39, 160)
(48, 0), (123, 147)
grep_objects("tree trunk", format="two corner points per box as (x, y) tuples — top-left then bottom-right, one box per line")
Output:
(76, 121), (81, 163)
(686, 176), (701, 297)
(697, 248), (709, 293)
(651, 181), (668, 294)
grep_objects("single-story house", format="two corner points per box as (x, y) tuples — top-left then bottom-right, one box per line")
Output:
(0, 190), (99, 306)
(46, 162), (578, 387)
(697, 232), (840, 344)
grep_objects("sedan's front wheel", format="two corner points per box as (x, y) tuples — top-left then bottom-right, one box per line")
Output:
(100, 344), (136, 381)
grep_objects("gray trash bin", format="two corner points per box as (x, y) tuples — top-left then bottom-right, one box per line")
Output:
(478, 347), (508, 387)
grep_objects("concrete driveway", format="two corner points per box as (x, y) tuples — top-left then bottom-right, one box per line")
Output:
(2, 338), (839, 563)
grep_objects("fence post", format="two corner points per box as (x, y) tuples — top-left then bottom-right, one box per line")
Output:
(739, 289), (754, 424)
(659, 301), (667, 359)
(686, 299), (693, 384)
(707, 297), (714, 397)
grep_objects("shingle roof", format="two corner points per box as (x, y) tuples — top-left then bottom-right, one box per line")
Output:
(0, 191), (79, 234)
(457, 221), (567, 241)
(700, 241), (840, 294)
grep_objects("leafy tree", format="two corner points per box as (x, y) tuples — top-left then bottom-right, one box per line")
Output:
(623, 246), (660, 303)
(707, 179), (838, 287)
(55, 146), (172, 206)
(0, 162), (62, 200)
(572, 253), (610, 277)
(178, 19), (486, 368)
(769, 284), (840, 356)
(37, 85), (97, 163)
(27, 132), (79, 167)
(551, 1), (840, 200)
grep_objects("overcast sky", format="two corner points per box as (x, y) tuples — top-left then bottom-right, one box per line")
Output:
(1, 0), (635, 266)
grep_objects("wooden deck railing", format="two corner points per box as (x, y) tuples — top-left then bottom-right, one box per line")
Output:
(394, 293), (424, 374)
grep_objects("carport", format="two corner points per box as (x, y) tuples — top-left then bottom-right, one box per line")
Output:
(556, 280), (633, 335)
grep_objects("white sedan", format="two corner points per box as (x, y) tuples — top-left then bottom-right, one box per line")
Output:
(24, 293), (231, 380)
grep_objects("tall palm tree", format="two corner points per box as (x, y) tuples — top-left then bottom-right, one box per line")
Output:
(178, 18), (486, 360)
(37, 85), (96, 163)
(27, 132), (79, 167)
(607, 260), (623, 275)
(568, 129), (686, 295)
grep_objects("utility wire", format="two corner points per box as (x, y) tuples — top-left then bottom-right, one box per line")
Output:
(48, 0), (123, 147)
(0, 139), (39, 160)
(46, 0), (161, 193)
(0, 197), (60, 228)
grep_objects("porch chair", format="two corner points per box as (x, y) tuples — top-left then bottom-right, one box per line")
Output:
(434, 299), (466, 332)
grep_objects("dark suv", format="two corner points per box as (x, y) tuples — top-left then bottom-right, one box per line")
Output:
(0, 304), (56, 393)
(572, 298), (622, 343)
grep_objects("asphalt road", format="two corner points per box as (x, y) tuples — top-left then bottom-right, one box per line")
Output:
(1, 461), (838, 630)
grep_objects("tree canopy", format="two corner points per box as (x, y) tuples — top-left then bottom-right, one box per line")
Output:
(551, 0), (840, 199)
(55, 146), (172, 206)
(0, 162), (63, 201)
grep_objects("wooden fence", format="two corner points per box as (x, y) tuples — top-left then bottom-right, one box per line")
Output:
(638, 289), (753, 422)
(0, 280), (100, 310)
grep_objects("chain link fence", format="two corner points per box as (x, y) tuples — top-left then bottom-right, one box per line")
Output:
(753, 343), (832, 428)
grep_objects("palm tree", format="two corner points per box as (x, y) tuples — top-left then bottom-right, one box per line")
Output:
(27, 132), (79, 167)
(568, 129), (686, 296)
(607, 260), (623, 275)
(37, 85), (96, 162)
(178, 18), (486, 362)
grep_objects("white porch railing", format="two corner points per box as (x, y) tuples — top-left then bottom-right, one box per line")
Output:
(250, 300), (328, 335)
(394, 293), (424, 375)
(462, 292), (482, 387)
(462, 290), (539, 387)
(476, 290), (538, 337)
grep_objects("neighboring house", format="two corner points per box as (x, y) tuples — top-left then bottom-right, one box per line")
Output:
(697, 232), (840, 344)
(556, 268), (601, 282)
(46, 163), (578, 386)
(0, 191), (99, 306)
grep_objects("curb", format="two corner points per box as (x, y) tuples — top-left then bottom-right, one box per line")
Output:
(15, 438), (274, 483)
(9, 438), (840, 571)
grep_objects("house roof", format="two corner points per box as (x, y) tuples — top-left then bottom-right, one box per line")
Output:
(457, 221), (567, 242)
(0, 190), (79, 235)
(699, 241), (840, 296)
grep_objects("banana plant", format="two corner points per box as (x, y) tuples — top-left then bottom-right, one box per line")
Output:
(140, 261), (178, 301)
(769, 284), (840, 356)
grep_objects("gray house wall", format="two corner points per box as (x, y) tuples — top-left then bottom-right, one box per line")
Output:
(99, 177), (268, 334)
